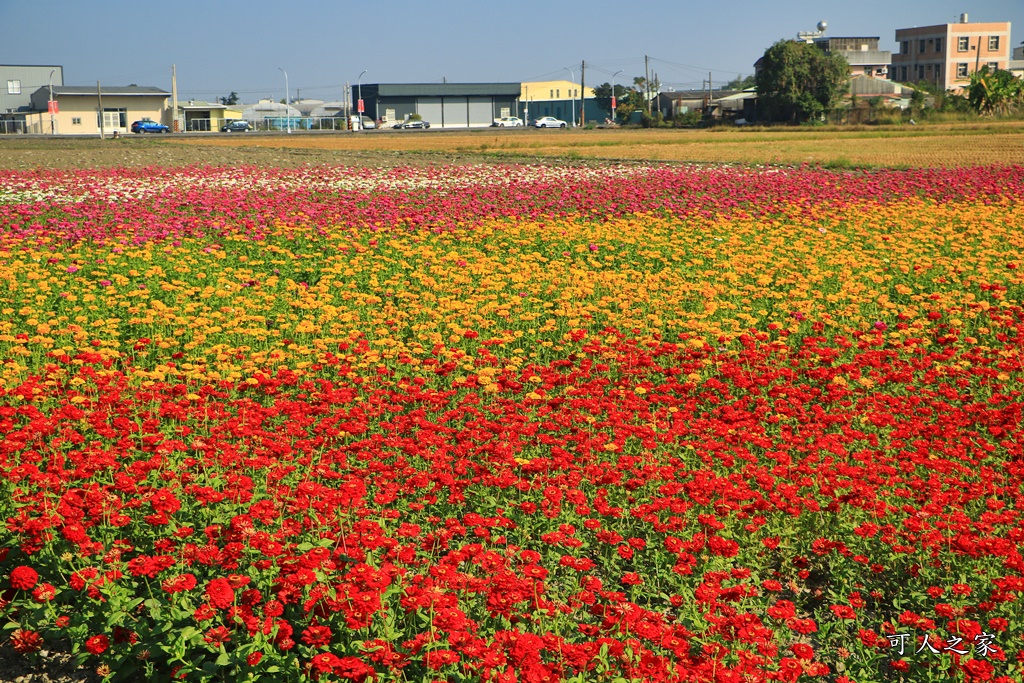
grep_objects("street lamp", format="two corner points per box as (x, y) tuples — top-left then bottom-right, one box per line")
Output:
(278, 68), (290, 133)
(610, 70), (622, 121)
(357, 70), (367, 130)
(564, 67), (576, 126)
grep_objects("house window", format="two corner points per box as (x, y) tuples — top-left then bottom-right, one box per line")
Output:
(935, 38), (942, 52)
(956, 63), (968, 78)
(549, 90), (553, 98)
(97, 108), (128, 128)
(988, 62), (999, 71)
(556, 89), (560, 98)
(988, 36), (999, 51)
(6, 79), (20, 94)
(918, 65), (925, 79)
(957, 36), (969, 52)
(901, 40), (909, 55)
(72, 117), (82, 125)
(901, 66), (908, 81)
(864, 67), (872, 75)
(919, 39), (926, 53)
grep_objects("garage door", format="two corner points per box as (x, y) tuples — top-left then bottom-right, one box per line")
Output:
(417, 98), (443, 126)
(442, 98), (467, 128)
(468, 98), (493, 127)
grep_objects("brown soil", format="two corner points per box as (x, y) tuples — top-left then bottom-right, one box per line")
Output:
(0, 642), (99, 683)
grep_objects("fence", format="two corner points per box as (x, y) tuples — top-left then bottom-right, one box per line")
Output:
(183, 116), (356, 132)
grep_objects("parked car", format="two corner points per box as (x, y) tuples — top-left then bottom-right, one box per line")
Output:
(533, 116), (567, 128)
(350, 115), (376, 130)
(130, 119), (169, 134)
(395, 119), (430, 129)
(221, 120), (252, 133)
(492, 116), (524, 127)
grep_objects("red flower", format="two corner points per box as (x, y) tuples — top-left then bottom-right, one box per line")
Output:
(205, 577), (235, 609)
(10, 629), (43, 654)
(85, 634), (109, 655)
(302, 623), (333, 648)
(10, 565), (38, 591)
(204, 626), (232, 647)
(310, 652), (342, 675)
(791, 643), (814, 660)
(32, 583), (56, 602)
(247, 651), (263, 666)
(830, 605), (857, 620)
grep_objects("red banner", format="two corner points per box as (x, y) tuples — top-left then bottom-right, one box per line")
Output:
(48, 100), (59, 114)
(357, 99), (364, 114)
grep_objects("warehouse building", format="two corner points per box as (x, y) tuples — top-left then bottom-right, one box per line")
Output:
(351, 83), (521, 128)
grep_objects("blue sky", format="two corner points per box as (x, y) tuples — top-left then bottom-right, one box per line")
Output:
(3, 0), (1022, 102)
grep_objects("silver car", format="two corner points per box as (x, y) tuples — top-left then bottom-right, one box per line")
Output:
(533, 116), (567, 128)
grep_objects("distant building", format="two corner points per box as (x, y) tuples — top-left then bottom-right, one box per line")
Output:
(815, 36), (891, 79)
(891, 16), (1011, 90)
(520, 80), (599, 124)
(1, 64), (63, 133)
(655, 90), (746, 120)
(177, 100), (228, 132)
(27, 85), (169, 135)
(242, 100), (303, 130)
(1011, 45), (1024, 79)
(351, 83), (520, 128)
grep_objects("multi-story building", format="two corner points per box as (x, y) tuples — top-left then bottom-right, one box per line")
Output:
(814, 37), (891, 79)
(891, 15), (1011, 91)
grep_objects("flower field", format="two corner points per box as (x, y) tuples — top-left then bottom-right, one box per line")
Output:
(1, 162), (1023, 683)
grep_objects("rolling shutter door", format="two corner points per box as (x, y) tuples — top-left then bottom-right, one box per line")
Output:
(468, 97), (493, 127)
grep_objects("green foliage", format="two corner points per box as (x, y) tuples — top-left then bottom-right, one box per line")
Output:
(219, 92), (239, 106)
(673, 109), (703, 127)
(967, 66), (1024, 115)
(592, 82), (636, 122)
(755, 40), (850, 123)
(724, 74), (756, 90)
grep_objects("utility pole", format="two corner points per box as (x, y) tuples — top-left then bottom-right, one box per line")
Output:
(580, 60), (586, 126)
(97, 81), (104, 139)
(644, 55), (651, 114)
(171, 64), (178, 133)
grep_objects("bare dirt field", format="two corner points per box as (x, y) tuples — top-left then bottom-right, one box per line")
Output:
(2, 120), (1023, 170)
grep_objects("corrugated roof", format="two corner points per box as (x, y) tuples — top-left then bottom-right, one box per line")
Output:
(50, 85), (170, 96)
(372, 83), (521, 97)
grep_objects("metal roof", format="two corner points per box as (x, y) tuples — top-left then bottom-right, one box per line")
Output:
(369, 83), (522, 97)
(49, 85), (170, 96)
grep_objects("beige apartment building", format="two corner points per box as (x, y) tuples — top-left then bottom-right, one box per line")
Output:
(892, 16), (1011, 91)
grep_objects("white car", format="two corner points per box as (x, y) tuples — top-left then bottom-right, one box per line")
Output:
(493, 116), (524, 127)
(533, 116), (567, 128)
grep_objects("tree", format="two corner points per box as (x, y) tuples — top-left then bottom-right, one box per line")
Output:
(755, 40), (850, 123)
(219, 92), (239, 106)
(967, 66), (1023, 115)
(592, 82), (636, 121)
(725, 74), (756, 90)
